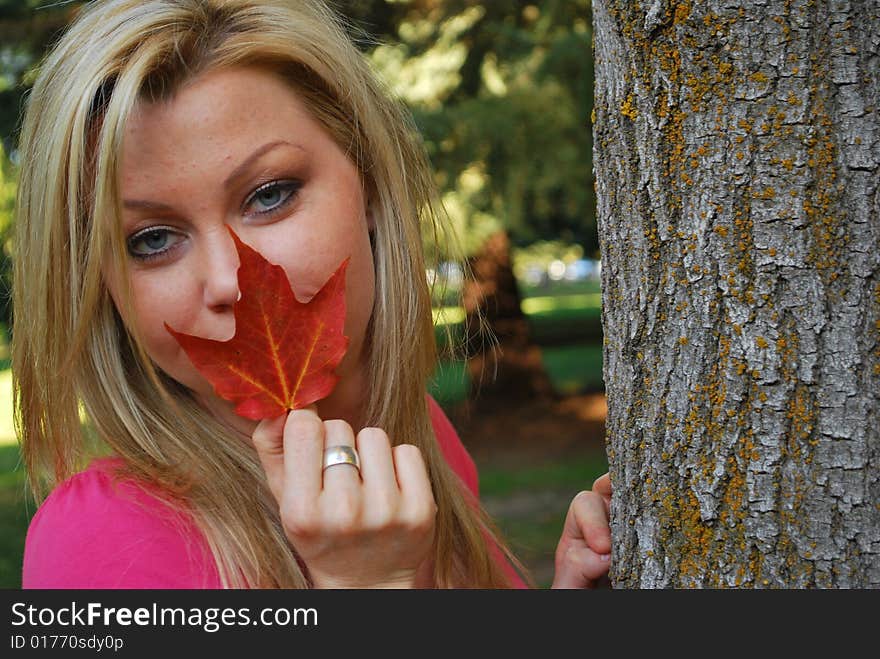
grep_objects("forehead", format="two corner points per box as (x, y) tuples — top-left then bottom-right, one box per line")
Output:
(126, 66), (315, 147)
(117, 66), (350, 204)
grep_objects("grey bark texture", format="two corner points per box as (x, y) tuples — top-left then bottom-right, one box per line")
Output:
(593, 0), (879, 587)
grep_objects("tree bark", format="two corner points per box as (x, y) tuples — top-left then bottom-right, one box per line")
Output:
(462, 230), (554, 409)
(594, 0), (879, 587)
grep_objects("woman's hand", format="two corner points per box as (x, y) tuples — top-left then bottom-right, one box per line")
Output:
(551, 473), (612, 589)
(252, 407), (437, 588)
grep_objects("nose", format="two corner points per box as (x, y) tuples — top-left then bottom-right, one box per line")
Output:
(201, 227), (241, 311)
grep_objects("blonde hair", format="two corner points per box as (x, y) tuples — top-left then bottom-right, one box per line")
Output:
(13, 0), (525, 588)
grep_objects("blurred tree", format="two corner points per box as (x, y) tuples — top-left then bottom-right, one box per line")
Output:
(364, 0), (591, 406)
(595, 0), (879, 586)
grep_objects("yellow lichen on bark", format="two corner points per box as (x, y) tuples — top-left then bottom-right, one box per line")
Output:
(620, 92), (638, 119)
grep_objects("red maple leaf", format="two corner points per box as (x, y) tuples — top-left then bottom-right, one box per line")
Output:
(165, 227), (349, 420)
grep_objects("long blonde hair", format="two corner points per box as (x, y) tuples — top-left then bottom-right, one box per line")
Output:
(13, 0), (524, 588)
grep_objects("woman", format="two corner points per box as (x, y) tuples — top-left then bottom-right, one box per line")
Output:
(14, 0), (611, 589)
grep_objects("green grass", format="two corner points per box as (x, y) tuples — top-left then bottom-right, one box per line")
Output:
(520, 292), (602, 315)
(0, 370), (27, 587)
(541, 343), (604, 395)
(0, 444), (31, 588)
(526, 300), (603, 345)
(519, 279), (601, 300)
(428, 342), (604, 404)
(433, 283), (603, 349)
(478, 453), (608, 498)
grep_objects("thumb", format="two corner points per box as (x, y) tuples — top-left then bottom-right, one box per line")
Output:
(252, 412), (288, 503)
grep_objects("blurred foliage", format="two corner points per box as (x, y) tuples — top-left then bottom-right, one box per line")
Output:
(0, 1), (86, 153)
(0, 0), (87, 337)
(360, 0), (593, 256)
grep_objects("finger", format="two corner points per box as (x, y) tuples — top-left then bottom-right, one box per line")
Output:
(563, 490), (611, 556)
(392, 444), (436, 520)
(552, 544), (611, 589)
(592, 472), (612, 514)
(283, 406), (324, 503)
(251, 413), (287, 503)
(356, 427), (398, 498)
(321, 419), (360, 491)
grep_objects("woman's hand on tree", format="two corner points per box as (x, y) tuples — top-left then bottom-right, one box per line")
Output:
(551, 473), (612, 589)
(252, 407), (436, 589)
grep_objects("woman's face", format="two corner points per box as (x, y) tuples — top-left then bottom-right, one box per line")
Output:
(106, 66), (376, 434)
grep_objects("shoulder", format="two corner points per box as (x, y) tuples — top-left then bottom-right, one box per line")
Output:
(23, 457), (220, 589)
(426, 395), (479, 497)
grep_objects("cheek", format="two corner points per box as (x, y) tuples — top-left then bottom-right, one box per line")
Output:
(258, 218), (375, 342)
(124, 276), (198, 366)
(297, 227), (376, 365)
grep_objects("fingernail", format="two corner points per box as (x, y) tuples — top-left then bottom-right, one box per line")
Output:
(600, 553), (611, 562)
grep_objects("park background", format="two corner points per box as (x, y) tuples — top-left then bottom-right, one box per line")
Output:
(0, 0), (606, 588)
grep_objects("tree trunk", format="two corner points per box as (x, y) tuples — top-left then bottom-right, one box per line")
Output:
(594, 0), (879, 587)
(462, 230), (554, 409)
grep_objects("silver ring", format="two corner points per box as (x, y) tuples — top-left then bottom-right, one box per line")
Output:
(322, 445), (360, 473)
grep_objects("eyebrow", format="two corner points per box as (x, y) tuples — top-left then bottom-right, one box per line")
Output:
(222, 140), (301, 188)
(122, 198), (174, 212)
(122, 140), (302, 211)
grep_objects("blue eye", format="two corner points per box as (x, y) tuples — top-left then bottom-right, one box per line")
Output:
(245, 180), (301, 215)
(127, 227), (184, 260)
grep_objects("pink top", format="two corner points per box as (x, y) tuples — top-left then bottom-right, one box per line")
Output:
(23, 397), (526, 589)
